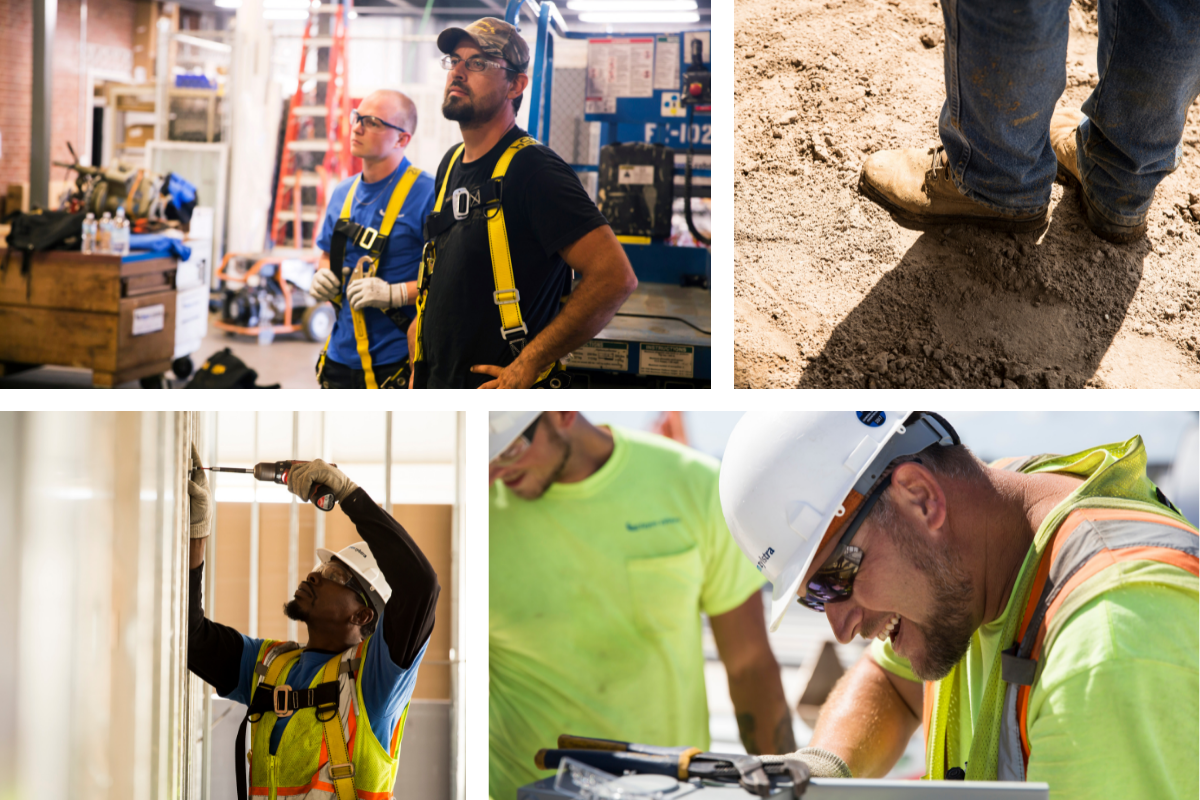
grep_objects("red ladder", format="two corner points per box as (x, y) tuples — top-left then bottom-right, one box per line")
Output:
(270, 1), (353, 250)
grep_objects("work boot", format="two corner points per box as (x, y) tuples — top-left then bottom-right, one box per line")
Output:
(859, 146), (1047, 233)
(1050, 107), (1148, 244)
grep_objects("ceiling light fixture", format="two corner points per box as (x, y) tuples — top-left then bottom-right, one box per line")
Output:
(567, 0), (697, 10)
(263, 9), (310, 19)
(576, 11), (701, 23)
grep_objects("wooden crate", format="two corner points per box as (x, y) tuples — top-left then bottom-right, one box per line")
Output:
(0, 250), (177, 387)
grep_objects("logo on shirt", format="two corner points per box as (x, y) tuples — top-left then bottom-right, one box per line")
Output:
(756, 546), (775, 572)
(625, 517), (681, 532)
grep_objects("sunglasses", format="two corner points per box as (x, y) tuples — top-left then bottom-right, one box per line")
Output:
(491, 413), (544, 467)
(798, 473), (892, 612)
(316, 560), (371, 609)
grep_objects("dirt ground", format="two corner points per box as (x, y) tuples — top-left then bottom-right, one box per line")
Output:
(734, 0), (1200, 388)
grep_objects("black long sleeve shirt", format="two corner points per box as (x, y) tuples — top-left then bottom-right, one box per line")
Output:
(187, 487), (440, 697)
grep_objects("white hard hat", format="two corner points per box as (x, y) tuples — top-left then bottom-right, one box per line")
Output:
(719, 411), (958, 631)
(489, 411), (542, 462)
(317, 542), (391, 618)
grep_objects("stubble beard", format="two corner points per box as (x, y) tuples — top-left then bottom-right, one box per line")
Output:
(442, 83), (506, 129)
(283, 599), (308, 622)
(884, 503), (976, 681)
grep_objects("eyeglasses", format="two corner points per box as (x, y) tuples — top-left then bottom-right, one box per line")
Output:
(798, 474), (891, 612)
(316, 560), (371, 608)
(490, 413), (543, 467)
(350, 109), (408, 134)
(441, 54), (517, 73)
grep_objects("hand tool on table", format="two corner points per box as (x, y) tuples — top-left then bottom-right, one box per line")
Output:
(204, 461), (339, 511)
(535, 735), (812, 797)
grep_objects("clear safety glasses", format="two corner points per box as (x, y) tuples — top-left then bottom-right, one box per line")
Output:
(350, 109), (407, 134)
(316, 560), (370, 608)
(490, 413), (544, 468)
(440, 54), (517, 73)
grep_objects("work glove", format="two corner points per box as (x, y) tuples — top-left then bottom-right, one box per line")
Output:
(346, 276), (398, 310)
(286, 458), (359, 504)
(188, 442), (213, 539)
(310, 268), (342, 303)
(777, 747), (852, 780)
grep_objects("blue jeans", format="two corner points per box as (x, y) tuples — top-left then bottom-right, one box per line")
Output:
(939, 0), (1200, 224)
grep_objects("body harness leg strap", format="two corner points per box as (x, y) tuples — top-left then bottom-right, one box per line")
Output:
(317, 165), (422, 388)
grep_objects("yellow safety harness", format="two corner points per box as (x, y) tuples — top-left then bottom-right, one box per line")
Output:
(413, 136), (568, 388)
(317, 165), (422, 389)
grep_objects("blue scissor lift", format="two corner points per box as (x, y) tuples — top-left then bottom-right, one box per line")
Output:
(505, 0), (711, 388)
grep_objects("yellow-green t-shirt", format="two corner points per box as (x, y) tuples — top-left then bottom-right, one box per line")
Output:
(489, 425), (766, 800)
(870, 451), (1199, 799)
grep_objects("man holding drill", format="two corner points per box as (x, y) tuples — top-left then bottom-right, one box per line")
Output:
(720, 411), (1198, 798)
(186, 446), (440, 800)
(489, 412), (796, 799)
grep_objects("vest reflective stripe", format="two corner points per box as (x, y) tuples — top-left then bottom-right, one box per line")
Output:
(993, 509), (1199, 781)
(317, 165), (422, 387)
(248, 637), (405, 799)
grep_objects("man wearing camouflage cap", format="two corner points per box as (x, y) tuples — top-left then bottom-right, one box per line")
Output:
(408, 18), (637, 389)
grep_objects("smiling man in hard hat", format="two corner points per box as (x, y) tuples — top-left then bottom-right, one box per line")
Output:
(489, 411), (796, 800)
(185, 447), (440, 800)
(719, 411), (1198, 798)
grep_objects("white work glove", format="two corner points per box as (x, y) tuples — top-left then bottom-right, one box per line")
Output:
(188, 443), (213, 539)
(310, 268), (342, 302)
(346, 276), (400, 310)
(286, 458), (359, 503)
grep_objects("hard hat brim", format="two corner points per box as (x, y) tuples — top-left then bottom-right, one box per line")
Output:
(317, 547), (386, 613)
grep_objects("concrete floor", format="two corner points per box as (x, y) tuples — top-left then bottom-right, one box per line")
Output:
(0, 312), (324, 389)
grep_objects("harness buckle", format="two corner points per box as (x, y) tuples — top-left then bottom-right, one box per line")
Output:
(356, 226), (379, 250)
(329, 762), (356, 780)
(500, 323), (528, 356)
(493, 288), (520, 306)
(452, 187), (470, 220)
(273, 684), (293, 718)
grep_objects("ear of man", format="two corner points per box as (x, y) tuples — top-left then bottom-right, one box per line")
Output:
(888, 462), (948, 534)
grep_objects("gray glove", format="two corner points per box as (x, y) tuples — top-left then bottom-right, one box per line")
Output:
(310, 268), (342, 302)
(781, 747), (852, 779)
(346, 276), (398, 310)
(188, 443), (213, 539)
(286, 458), (358, 503)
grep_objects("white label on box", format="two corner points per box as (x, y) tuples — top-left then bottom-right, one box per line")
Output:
(639, 343), (694, 377)
(570, 340), (629, 371)
(132, 304), (165, 336)
(617, 165), (655, 185)
(654, 35), (680, 90)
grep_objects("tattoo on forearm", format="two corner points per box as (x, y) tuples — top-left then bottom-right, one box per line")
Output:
(737, 713), (759, 755)
(774, 713), (797, 754)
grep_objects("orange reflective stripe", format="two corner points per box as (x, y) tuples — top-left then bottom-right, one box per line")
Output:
(1013, 509), (1198, 766)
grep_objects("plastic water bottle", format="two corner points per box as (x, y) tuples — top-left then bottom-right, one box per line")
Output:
(97, 212), (113, 255)
(114, 208), (131, 256)
(81, 212), (97, 254)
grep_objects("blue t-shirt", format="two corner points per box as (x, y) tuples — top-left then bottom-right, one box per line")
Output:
(225, 614), (429, 755)
(316, 159), (436, 369)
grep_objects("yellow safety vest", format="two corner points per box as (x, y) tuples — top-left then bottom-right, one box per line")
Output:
(317, 165), (422, 389)
(412, 136), (562, 386)
(247, 638), (411, 800)
(921, 438), (1198, 782)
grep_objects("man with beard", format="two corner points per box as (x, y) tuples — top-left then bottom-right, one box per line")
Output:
(720, 411), (1198, 799)
(185, 449), (439, 799)
(409, 19), (637, 388)
(488, 412), (796, 799)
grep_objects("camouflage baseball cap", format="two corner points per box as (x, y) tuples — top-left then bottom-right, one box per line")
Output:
(437, 17), (530, 74)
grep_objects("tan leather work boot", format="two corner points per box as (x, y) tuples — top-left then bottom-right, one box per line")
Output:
(859, 145), (1047, 232)
(1050, 107), (1147, 244)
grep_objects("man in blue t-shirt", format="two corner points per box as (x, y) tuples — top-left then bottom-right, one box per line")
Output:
(309, 89), (437, 389)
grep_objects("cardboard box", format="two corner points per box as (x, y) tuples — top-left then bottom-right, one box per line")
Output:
(126, 125), (153, 147)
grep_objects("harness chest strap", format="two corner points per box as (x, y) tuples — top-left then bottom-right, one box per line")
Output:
(414, 137), (559, 383)
(411, 144), (463, 365)
(318, 165), (422, 389)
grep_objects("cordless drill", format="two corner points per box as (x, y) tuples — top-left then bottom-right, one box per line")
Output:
(205, 461), (339, 511)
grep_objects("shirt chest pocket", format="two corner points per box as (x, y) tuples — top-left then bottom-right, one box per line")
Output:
(625, 547), (703, 637)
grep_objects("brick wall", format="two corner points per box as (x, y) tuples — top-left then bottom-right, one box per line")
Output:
(0, 0), (138, 196)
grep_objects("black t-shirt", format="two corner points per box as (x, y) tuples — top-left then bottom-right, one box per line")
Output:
(416, 126), (610, 388)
